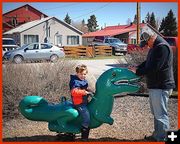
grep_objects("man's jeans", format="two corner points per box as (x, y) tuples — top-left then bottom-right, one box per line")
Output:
(75, 104), (90, 128)
(149, 89), (173, 141)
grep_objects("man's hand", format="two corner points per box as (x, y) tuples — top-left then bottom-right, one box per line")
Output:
(128, 65), (137, 73)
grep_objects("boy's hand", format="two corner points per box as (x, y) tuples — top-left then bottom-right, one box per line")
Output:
(87, 92), (94, 97)
(85, 91), (90, 95)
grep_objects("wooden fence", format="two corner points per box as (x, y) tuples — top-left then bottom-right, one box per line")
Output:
(63, 46), (112, 58)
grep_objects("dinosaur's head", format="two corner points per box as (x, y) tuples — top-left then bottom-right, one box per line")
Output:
(96, 68), (140, 96)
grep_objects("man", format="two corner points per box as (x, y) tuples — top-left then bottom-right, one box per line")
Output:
(129, 31), (175, 141)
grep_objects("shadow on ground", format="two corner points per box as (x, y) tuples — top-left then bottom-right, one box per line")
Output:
(3, 134), (147, 142)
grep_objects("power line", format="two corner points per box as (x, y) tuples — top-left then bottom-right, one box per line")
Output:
(39, 3), (79, 11)
(73, 3), (111, 20)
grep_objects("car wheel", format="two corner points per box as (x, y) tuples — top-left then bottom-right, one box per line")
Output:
(112, 47), (116, 55)
(50, 54), (59, 62)
(13, 55), (23, 64)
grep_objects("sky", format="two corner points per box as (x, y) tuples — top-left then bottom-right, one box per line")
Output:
(3, 2), (178, 28)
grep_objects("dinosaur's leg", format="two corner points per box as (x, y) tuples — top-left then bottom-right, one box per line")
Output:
(94, 113), (114, 125)
(48, 108), (80, 133)
(49, 118), (80, 133)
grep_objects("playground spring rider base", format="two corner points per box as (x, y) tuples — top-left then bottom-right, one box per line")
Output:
(19, 68), (140, 135)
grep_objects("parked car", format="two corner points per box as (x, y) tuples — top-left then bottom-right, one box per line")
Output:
(127, 44), (143, 54)
(3, 43), (65, 63)
(92, 36), (127, 55)
(2, 38), (19, 57)
(164, 36), (178, 54)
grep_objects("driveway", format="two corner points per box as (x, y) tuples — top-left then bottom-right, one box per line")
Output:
(77, 57), (127, 79)
(75, 57), (128, 89)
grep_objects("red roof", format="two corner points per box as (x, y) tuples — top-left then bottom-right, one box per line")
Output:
(83, 23), (146, 37)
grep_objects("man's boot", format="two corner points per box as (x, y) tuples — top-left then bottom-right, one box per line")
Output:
(81, 126), (90, 141)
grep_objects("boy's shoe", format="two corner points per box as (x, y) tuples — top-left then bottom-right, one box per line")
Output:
(56, 133), (75, 141)
(144, 135), (157, 142)
(81, 126), (90, 141)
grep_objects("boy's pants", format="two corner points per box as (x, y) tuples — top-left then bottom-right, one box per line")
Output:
(149, 89), (173, 141)
(75, 104), (90, 128)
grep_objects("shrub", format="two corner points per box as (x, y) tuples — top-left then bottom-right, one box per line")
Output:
(125, 48), (149, 93)
(3, 60), (77, 121)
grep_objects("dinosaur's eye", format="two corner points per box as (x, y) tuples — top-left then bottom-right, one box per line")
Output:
(112, 72), (116, 77)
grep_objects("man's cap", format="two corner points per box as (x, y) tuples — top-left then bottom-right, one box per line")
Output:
(140, 32), (151, 48)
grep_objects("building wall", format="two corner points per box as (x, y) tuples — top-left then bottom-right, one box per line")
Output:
(82, 37), (94, 46)
(3, 5), (47, 32)
(19, 18), (82, 46)
(49, 19), (82, 46)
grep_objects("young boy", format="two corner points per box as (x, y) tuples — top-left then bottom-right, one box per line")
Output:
(69, 64), (91, 140)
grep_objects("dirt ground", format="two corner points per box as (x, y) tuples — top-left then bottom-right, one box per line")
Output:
(3, 95), (178, 142)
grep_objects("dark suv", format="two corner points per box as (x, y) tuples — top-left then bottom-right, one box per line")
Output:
(92, 36), (127, 55)
(3, 38), (19, 56)
(164, 37), (178, 54)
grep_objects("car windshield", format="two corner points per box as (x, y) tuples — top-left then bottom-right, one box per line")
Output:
(109, 39), (122, 44)
(19, 44), (29, 50)
(3, 39), (16, 45)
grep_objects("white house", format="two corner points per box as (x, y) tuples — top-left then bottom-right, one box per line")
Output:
(3, 17), (83, 47)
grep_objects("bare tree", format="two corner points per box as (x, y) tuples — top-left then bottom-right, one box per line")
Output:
(126, 18), (132, 25)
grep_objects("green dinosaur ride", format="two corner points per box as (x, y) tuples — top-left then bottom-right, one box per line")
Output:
(19, 68), (140, 133)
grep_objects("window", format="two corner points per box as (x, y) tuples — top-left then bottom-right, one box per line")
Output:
(105, 39), (109, 43)
(27, 44), (39, 50)
(164, 38), (175, 46)
(120, 38), (128, 44)
(131, 38), (136, 44)
(12, 17), (17, 27)
(67, 36), (79, 45)
(41, 44), (52, 49)
(3, 39), (16, 45)
(24, 35), (39, 44)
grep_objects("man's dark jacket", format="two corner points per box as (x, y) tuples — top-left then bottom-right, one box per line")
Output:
(136, 36), (175, 89)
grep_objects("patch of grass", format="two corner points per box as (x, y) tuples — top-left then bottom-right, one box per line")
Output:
(3, 60), (77, 121)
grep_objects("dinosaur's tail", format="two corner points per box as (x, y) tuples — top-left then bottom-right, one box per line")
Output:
(19, 96), (51, 121)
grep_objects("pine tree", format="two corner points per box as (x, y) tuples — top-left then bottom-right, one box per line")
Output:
(163, 9), (177, 36)
(145, 12), (151, 24)
(159, 18), (165, 34)
(133, 14), (137, 24)
(87, 15), (99, 32)
(64, 13), (71, 24)
(150, 12), (157, 29)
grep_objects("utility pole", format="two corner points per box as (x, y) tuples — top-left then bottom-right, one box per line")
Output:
(136, 2), (140, 45)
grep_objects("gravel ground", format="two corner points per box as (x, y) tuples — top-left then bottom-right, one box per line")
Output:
(3, 57), (178, 141)
(3, 95), (178, 142)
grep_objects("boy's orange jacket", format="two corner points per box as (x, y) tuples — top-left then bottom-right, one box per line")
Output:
(71, 88), (86, 105)
(69, 75), (88, 105)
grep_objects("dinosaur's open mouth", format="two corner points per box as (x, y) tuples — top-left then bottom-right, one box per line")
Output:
(113, 77), (140, 87)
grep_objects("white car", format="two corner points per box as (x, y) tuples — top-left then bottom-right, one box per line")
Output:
(3, 43), (65, 63)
